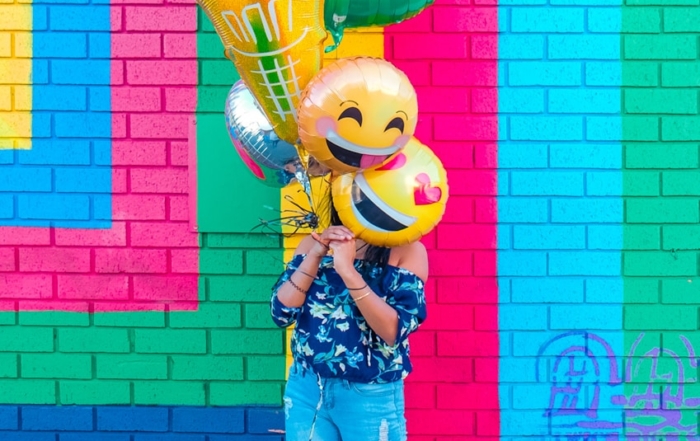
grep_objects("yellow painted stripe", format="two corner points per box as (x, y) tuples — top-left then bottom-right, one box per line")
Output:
(281, 28), (385, 372)
(0, 3), (31, 149)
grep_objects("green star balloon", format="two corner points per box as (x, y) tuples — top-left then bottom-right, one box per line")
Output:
(324, 0), (434, 52)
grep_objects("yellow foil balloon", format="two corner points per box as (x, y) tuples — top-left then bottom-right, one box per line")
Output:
(197, 0), (327, 144)
(332, 138), (448, 248)
(298, 57), (419, 175)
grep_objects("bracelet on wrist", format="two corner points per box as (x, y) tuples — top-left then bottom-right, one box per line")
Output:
(296, 269), (318, 280)
(287, 277), (308, 295)
(347, 283), (368, 291)
(312, 236), (329, 249)
(353, 290), (372, 303)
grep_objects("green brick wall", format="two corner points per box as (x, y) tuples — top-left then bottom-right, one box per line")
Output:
(622, 0), (700, 431)
(196, 10), (283, 234)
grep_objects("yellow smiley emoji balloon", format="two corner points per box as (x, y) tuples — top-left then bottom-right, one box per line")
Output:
(298, 57), (418, 174)
(331, 137), (449, 247)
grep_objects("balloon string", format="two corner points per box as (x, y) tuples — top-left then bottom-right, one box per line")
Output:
(293, 167), (315, 216)
(251, 192), (320, 238)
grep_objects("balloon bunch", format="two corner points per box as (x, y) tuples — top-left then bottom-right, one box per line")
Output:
(199, 0), (447, 248)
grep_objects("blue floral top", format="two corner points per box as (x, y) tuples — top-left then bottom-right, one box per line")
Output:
(270, 254), (427, 384)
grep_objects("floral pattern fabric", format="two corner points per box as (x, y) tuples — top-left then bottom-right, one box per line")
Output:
(270, 254), (427, 384)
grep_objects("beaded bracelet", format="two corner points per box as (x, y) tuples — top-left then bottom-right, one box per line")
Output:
(287, 277), (308, 295)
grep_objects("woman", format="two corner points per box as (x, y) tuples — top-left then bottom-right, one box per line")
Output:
(270, 207), (428, 441)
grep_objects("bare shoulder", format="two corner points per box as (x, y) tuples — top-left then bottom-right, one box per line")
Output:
(392, 241), (429, 282)
(294, 235), (316, 255)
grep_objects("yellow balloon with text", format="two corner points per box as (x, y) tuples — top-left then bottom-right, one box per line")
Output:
(197, 0), (327, 144)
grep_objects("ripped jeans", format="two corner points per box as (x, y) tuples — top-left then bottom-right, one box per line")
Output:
(283, 363), (407, 441)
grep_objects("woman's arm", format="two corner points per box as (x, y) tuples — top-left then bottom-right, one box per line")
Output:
(331, 241), (428, 346)
(274, 226), (355, 308)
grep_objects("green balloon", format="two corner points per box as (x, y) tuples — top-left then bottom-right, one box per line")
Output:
(324, 0), (434, 52)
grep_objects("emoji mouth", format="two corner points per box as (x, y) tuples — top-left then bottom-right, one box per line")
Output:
(351, 174), (417, 232)
(326, 130), (402, 169)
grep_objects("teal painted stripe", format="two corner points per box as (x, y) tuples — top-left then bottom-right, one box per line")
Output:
(498, 0), (624, 436)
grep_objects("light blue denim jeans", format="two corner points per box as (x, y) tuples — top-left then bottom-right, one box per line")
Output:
(283, 363), (407, 441)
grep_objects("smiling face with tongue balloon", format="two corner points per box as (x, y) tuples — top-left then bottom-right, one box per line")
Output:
(331, 137), (449, 248)
(298, 57), (418, 174)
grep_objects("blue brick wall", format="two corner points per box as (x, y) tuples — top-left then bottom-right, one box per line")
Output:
(0, 2), (111, 229)
(0, 406), (283, 440)
(498, 0), (624, 436)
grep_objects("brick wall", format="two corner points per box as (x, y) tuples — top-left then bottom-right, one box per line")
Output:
(1, 0), (696, 437)
(385, 3), (500, 439)
(499, 0), (625, 433)
(619, 2), (700, 436)
(0, 0), (491, 439)
(498, 0), (700, 436)
(0, 0), (200, 310)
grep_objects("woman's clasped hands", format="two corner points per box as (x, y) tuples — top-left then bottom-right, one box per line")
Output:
(310, 226), (357, 276)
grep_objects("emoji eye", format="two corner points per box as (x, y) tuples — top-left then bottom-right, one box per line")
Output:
(338, 107), (363, 126)
(385, 117), (405, 134)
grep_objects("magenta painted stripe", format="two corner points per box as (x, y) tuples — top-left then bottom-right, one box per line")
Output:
(385, 1), (500, 437)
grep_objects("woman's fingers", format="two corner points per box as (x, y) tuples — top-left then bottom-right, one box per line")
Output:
(321, 226), (354, 241)
(328, 232), (353, 241)
(312, 226), (355, 244)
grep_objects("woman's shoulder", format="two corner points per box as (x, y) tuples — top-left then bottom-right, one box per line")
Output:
(389, 241), (428, 282)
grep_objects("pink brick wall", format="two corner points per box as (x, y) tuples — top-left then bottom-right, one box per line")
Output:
(386, 1), (500, 438)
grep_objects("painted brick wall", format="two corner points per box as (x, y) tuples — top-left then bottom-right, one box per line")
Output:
(0, 0), (200, 310)
(385, 2), (500, 439)
(3, 0), (696, 437)
(0, 0), (490, 439)
(499, 0), (700, 435)
(0, 0), (288, 438)
(497, 0), (626, 432)
(619, 1), (700, 437)
(0, 1), (113, 229)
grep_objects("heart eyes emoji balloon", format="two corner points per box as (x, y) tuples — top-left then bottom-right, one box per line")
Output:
(298, 57), (418, 175)
(331, 137), (448, 247)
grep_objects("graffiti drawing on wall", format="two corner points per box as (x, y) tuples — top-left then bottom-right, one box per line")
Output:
(537, 331), (700, 439)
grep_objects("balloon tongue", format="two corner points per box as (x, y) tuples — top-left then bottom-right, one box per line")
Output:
(376, 153), (407, 171)
(360, 154), (388, 169)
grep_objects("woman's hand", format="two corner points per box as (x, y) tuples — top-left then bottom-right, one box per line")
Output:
(309, 226), (354, 258)
(328, 237), (357, 276)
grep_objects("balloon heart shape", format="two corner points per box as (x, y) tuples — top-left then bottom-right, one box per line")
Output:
(414, 173), (442, 205)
